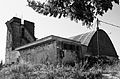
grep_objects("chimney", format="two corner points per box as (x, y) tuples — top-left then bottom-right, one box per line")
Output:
(24, 20), (35, 37)
(5, 17), (21, 64)
(9, 17), (21, 24)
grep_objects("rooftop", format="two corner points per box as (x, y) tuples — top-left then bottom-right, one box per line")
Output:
(15, 35), (81, 50)
(69, 31), (96, 46)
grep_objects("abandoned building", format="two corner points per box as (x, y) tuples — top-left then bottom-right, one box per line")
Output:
(69, 29), (118, 58)
(5, 17), (118, 65)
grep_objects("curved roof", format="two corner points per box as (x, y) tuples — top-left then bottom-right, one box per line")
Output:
(69, 31), (96, 46)
(69, 29), (118, 58)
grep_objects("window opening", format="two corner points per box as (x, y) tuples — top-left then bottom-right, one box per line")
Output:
(21, 27), (24, 38)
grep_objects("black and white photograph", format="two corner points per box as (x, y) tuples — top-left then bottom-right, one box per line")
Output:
(0, 0), (120, 79)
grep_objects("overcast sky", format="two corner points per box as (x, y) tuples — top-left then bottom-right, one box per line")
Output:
(0, 0), (120, 63)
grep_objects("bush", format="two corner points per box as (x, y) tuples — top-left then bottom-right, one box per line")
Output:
(0, 56), (119, 79)
(0, 62), (103, 79)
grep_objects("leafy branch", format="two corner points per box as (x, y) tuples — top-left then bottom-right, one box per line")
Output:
(27, 0), (119, 26)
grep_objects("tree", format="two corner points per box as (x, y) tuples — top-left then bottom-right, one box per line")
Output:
(0, 60), (3, 70)
(27, 0), (119, 26)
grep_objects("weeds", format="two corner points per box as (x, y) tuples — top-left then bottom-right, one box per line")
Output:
(0, 56), (119, 79)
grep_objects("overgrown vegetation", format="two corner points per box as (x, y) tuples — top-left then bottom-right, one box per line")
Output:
(0, 56), (120, 79)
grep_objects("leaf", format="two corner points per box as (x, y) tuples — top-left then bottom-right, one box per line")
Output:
(38, 9), (44, 13)
(53, 12), (58, 17)
(49, 13), (54, 17)
(114, 0), (119, 4)
(27, 0), (119, 26)
(58, 13), (62, 19)
(43, 11), (49, 16)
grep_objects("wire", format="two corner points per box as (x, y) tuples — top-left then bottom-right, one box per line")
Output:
(99, 20), (120, 29)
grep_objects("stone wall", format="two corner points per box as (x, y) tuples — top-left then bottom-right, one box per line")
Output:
(18, 40), (82, 65)
(5, 51), (20, 64)
(19, 41), (57, 64)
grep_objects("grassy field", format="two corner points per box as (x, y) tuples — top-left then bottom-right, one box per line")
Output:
(0, 56), (120, 79)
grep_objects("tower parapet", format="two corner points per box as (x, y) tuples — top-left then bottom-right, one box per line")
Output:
(5, 17), (36, 64)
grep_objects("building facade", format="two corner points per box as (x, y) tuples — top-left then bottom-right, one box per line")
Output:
(5, 17), (118, 65)
(5, 17), (82, 65)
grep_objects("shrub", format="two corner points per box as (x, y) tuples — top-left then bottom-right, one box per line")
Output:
(0, 62), (103, 79)
(0, 56), (118, 79)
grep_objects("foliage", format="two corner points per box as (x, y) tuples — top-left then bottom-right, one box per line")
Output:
(0, 56), (119, 79)
(0, 60), (3, 70)
(0, 62), (103, 79)
(27, 0), (119, 26)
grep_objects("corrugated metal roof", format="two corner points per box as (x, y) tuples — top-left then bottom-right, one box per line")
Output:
(69, 31), (96, 46)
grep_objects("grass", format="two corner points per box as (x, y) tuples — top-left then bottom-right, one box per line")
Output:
(0, 56), (120, 79)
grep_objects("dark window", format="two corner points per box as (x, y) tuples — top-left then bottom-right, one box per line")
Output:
(60, 50), (64, 59)
(63, 43), (69, 50)
(70, 45), (75, 50)
(76, 46), (80, 51)
(21, 27), (24, 38)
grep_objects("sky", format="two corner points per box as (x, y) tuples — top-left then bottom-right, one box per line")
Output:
(0, 0), (120, 63)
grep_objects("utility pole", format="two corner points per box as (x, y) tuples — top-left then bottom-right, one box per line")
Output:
(96, 18), (100, 57)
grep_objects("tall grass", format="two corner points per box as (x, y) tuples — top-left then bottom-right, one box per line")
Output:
(0, 56), (119, 79)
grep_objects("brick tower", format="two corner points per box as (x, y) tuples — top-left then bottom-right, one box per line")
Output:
(5, 17), (36, 64)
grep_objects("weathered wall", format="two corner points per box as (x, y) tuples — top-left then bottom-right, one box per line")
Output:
(18, 40), (82, 65)
(81, 45), (89, 56)
(22, 27), (36, 43)
(24, 20), (35, 37)
(5, 17), (36, 64)
(62, 50), (77, 64)
(5, 51), (20, 64)
(56, 41), (82, 65)
(12, 22), (22, 49)
(5, 18), (22, 64)
(19, 41), (57, 64)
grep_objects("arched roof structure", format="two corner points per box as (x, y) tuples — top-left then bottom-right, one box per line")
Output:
(69, 29), (118, 58)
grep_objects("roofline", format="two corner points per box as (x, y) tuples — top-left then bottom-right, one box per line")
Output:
(69, 30), (96, 46)
(15, 35), (53, 50)
(15, 35), (81, 51)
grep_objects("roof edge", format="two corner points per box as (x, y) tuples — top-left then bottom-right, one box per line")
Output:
(15, 35), (81, 51)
